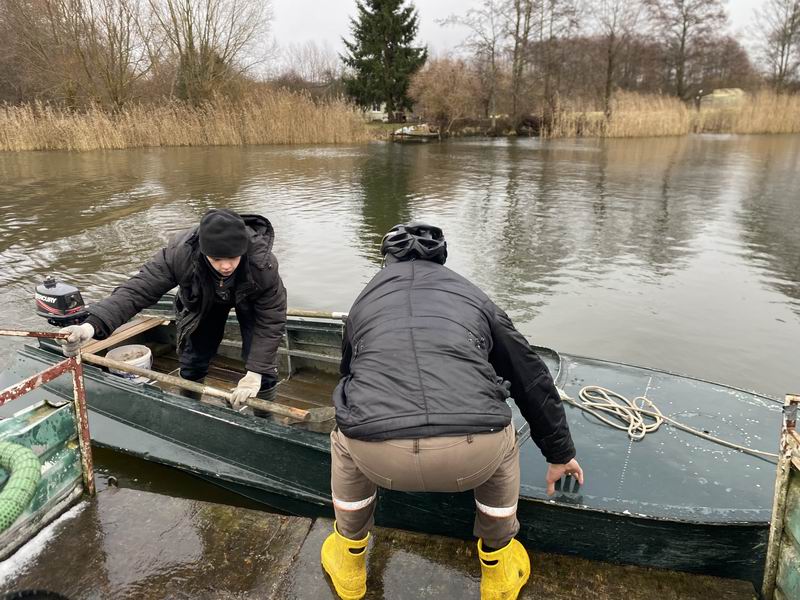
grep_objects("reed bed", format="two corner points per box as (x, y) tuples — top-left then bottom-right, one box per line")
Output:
(1, 90), (798, 151)
(545, 93), (691, 138)
(544, 90), (800, 139)
(692, 90), (800, 134)
(0, 90), (370, 152)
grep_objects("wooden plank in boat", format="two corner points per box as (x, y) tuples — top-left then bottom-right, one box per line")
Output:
(82, 316), (170, 355)
(151, 355), (243, 386)
(275, 376), (335, 407)
(274, 393), (328, 411)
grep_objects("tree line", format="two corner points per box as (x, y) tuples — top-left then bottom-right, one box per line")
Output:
(1, 0), (798, 126)
(342, 0), (800, 129)
(0, 0), (271, 109)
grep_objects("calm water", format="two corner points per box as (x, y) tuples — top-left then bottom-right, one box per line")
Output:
(1, 135), (798, 399)
(2, 134), (797, 591)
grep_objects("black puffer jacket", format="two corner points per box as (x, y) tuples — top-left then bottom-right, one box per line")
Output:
(86, 214), (286, 375)
(333, 259), (575, 465)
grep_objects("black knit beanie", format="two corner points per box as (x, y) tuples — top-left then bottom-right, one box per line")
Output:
(199, 209), (249, 258)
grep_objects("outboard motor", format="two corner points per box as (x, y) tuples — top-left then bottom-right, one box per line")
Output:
(35, 276), (89, 327)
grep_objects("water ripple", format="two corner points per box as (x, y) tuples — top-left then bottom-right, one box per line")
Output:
(0, 137), (798, 396)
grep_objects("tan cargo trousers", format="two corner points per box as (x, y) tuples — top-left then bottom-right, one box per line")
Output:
(330, 422), (520, 548)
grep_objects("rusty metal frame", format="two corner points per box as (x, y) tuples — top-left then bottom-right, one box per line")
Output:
(762, 394), (800, 600)
(0, 329), (95, 496)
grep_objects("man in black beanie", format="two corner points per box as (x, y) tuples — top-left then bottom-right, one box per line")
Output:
(57, 208), (287, 409)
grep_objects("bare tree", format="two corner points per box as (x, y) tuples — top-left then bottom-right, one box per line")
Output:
(147, 0), (272, 103)
(754, 0), (800, 92)
(2, 0), (82, 104)
(688, 35), (759, 93)
(0, 0), (27, 102)
(616, 34), (666, 93)
(643, 0), (727, 99)
(593, 0), (642, 117)
(531, 0), (579, 115)
(269, 41), (345, 100)
(281, 41), (342, 85)
(408, 57), (482, 133)
(70, 0), (152, 109)
(440, 0), (505, 122)
(1, 0), (151, 108)
(505, 0), (534, 119)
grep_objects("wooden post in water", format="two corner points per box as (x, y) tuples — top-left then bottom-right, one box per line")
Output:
(762, 394), (800, 600)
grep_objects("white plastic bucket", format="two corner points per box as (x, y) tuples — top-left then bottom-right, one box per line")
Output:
(106, 344), (153, 384)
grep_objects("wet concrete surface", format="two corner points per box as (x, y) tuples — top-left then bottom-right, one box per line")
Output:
(1, 488), (757, 600)
(283, 520), (757, 600)
(1, 488), (311, 600)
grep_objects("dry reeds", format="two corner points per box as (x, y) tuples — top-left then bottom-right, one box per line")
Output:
(543, 90), (800, 139)
(0, 90), (370, 152)
(605, 93), (691, 138)
(544, 93), (691, 139)
(2, 89), (799, 150)
(692, 90), (800, 134)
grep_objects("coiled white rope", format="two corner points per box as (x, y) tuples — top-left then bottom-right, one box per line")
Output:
(557, 385), (779, 461)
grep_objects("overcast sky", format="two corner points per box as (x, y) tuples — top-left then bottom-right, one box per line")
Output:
(270, 0), (762, 57)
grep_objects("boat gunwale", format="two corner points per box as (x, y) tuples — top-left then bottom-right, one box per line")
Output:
(145, 293), (780, 403)
(516, 483), (772, 526)
(554, 348), (781, 404)
(17, 340), (775, 528)
(21, 342), (330, 451)
(18, 308), (781, 529)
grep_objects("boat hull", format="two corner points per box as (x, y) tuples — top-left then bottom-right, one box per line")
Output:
(3, 338), (774, 585)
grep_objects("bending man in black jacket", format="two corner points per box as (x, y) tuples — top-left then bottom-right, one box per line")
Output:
(322, 223), (583, 600)
(57, 209), (287, 408)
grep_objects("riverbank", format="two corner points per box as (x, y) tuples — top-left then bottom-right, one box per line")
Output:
(0, 91), (371, 152)
(1, 487), (757, 599)
(577, 90), (800, 138)
(453, 91), (800, 139)
(2, 91), (799, 151)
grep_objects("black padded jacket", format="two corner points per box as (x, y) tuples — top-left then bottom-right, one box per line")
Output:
(333, 259), (575, 464)
(85, 214), (286, 375)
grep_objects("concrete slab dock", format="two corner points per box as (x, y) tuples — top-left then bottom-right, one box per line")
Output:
(0, 488), (757, 599)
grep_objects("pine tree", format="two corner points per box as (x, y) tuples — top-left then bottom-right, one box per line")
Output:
(342, 0), (428, 120)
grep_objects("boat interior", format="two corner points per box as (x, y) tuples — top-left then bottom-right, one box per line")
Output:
(73, 313), (343, 426)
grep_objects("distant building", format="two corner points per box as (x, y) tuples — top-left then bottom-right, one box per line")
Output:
(699, 88), (746, 110)
(363, 102), (389, 122)
(361, 102), (411, 123)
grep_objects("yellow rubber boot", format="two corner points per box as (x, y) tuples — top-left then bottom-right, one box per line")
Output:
(321, 522), (369, 600)
(478, 538), (531, 600)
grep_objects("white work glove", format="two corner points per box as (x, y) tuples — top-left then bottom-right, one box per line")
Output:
(57, 323), (95, 357)
(230, 371), (262, 410)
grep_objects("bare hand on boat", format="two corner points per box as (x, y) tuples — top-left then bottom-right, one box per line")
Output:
(230, 371), (262, 409)
(57, 323), (95, 356)
(545, 459), (584, 496)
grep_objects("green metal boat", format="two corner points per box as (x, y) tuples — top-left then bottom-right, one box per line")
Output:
(0, 296), (783, 586)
